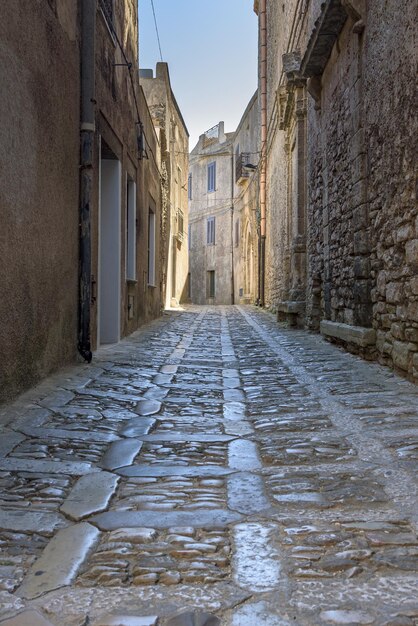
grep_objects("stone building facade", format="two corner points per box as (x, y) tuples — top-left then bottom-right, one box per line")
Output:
(255, 0), (418, 379)
(0, 0), (171, 403)
(232, 93), (260, 305)
(188, 123), (235, 305)
(188, 110), (260, 307)
(140, 63), (190, 309)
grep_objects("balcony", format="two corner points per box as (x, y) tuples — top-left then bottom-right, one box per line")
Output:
(235, 152), (253, 184)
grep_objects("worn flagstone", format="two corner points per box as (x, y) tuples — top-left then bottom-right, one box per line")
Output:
(0, 306), (417, 625)
(60, 472), (120, 520)
(18, 523), (100, 599)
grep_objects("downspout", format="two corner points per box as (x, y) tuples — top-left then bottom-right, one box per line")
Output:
(230, 149), (235, 304)
(259, 0), (267, 307)
(78, 0), (96, 362)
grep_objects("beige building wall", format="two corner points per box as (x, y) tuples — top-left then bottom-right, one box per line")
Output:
(0, 0), (80, 403)
(140, 63), (190, 308)
(189, 123), (234, 305)
(0, 0), (164, 403)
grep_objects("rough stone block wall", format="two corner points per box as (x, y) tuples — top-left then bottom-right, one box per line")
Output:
(263, 0), (299, 311)
(365, 0), (418, 379)
(305, 0), (418, 380)
(307, 22), (366, 329)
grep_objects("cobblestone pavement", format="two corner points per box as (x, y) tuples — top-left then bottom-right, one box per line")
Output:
(0, 306), (418, 626)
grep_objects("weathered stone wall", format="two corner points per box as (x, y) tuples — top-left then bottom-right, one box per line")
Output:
(262, 0), (417, 380)
(91, 0), (163, 346)
(365, 0), (418, 378)
(232, 93), (260, 304)
(189, 125), (234, 305)
(303, 0), (418, 380)
(306, 20), (365, 329)
(140, 63), (190, 309)
(262, 1), (295, 310)
(0, 0), (80, 403)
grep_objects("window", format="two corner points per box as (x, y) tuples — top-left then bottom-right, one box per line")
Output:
(188, 223), (192, 250)
(147, 208), (156, 286)
(235, 219), (240, 247)
(188, 173), (192, 200)
(207, 161), (216, 192)
(126, 178), (136, 280)
(207, 216), (215, 245)
(207, 271), (215, 299)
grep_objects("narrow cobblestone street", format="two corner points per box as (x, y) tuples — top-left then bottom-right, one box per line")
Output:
(0, 306), (418, 625)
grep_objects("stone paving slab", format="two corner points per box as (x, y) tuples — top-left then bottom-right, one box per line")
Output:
(19, 426), (118, 443)
(99, 440), (143, 471)
(0, 458), (92, 475)
(0, 510), (66, 534)
(120, 418), (157, 438)
(60, 471), (120, 520)
(116, 465), (236, 478)
(90, 509), (242, 531)
(18, 523), (101, 599)
(139, 434), (236, 443)
(0, 432), (26, 457)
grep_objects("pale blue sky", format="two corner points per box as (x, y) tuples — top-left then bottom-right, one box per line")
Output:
(138, 0), (258, 150)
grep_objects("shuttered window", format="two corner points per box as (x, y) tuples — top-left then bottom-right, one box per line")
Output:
(207, 161), (216, 192)
(207, 217), (215, 245)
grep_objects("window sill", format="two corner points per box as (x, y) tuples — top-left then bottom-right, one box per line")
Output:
(126, 278), (137, 285)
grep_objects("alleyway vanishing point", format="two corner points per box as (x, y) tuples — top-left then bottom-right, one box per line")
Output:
(0, 306), (417, 625)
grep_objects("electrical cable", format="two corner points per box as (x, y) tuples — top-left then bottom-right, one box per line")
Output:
(99, 1), (161, 173)
(150, 0), (164, 62)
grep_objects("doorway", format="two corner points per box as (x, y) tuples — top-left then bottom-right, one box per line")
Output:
(98, 139), (121, 345)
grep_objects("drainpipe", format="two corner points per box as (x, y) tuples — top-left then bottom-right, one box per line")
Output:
(259, 0), (267, 307)
(78, 0), (96, 363)
(231, 150), (235, 304)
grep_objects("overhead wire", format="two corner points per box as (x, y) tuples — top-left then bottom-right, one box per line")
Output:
(99, 1), (161, 173)
(150, 0), (164, 61)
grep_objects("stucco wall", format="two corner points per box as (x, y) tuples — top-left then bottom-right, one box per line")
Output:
(0, 0), (80, 403)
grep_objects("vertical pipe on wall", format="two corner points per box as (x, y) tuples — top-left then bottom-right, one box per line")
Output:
(78, 0), (96, 362)
(259, 0), (267, 307)
(230, 150), (235, 304)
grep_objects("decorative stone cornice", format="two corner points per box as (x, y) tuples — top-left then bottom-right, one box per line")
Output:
(300, 0), (348, 78)
(278, 51), (307, 130)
